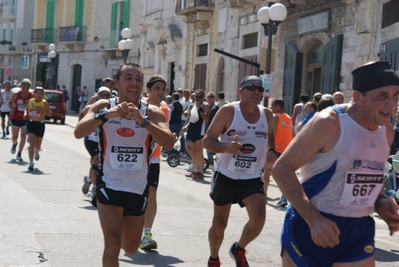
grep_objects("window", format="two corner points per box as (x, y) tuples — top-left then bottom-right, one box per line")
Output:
(308, 44), (323, 65)
(110, 0), (130, 48)
(243, 33), (258, 49)
(197, 44), (208, 57)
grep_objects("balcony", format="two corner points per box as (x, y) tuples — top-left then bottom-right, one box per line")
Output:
(31, 29), (56, 51)
(0, 42), (33, 55)
(227, 0), (264, 9)
(58, 26), (87, 49)
(2, 4), (15, 20)
(175, 0), (214, 21)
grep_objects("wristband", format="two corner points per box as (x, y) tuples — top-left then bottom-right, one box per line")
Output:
(267, 148), (276, 154)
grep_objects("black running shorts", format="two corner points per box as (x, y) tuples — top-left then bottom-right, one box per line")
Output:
(96, 187), (148, 216)
(210, 171), (264, 207)
(147, 163), (160, 189)
(27, 121), (45, 137)
(84, 140), (99, 158)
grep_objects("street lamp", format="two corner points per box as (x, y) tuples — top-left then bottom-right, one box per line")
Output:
(257, 3), (287, 75)
(118, 28), (134, 63)
(47, 43), (56, 88)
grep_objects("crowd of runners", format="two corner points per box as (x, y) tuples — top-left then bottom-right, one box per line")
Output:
(2, 60), (399, 267)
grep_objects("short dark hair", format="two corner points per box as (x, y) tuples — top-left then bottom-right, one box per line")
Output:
(300, 94), (309, 102)
(172, 92), (180, 100)
(115, 62), (142, 80)
(318, 96), (335, 112)
(102, 77), (114, 86)
(218, 91), (225, 99)
(273, 99), (285, 110)
(146, 75), (166, 89)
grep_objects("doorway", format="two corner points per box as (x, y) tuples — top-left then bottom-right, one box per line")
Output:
(71, 64), (82, 113)
(305, 44), (322, 96)
(169, 62), (175, 94)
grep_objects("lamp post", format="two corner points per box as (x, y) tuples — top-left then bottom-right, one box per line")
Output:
(257, 3), (287, 74)
(47, 43), (56, 88)
(118, 28), (134, 63)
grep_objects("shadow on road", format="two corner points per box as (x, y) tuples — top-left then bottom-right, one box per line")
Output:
(375, 247), (399, 262)
(122, 250), (184, 266)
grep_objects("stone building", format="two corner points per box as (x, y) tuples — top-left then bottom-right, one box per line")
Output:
(31, 0), (142, 111)
(26, 0), (399, 112)
(0, 0), (34, 83)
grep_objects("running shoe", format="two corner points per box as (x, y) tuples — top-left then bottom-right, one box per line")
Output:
(11, 143), (17, 154)
(2, 133), (5, 139)
(6, 126), (9, 136)
(28, 162), (34, 171)
(140, 233), (157, 250)
(192, 172), (204, 180)
(34, 150), (40, 161)
(82, 176), (91, 194)
(229, 242), (249, 267)
(16, 152), (22, 162)
(185, 171), (195, 177)
(208, 258), (221, 267)
(277, 196), (288, 207)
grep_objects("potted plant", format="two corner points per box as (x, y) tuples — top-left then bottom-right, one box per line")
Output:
(0, 40), (7, 45)
(21, 41), (28, 46)
(8, 45), (16, 51)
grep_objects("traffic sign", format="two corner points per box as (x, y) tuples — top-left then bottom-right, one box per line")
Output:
(5, 67), (14, 77)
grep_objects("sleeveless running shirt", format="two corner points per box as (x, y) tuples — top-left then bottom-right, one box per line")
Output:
(11, 91), (33, 120)
(0, 89), (13, 112)
(275, 113), (293, 154)
(98, 98), (151, 194)
(294, 103), (306, 126)
(27, 98), (47, 121)
(216, 101), (268, 180)
(141, 98), (169, 164)
(299, 106), (388, 218)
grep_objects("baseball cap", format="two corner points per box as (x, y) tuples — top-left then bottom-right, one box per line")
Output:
(98, 86), (111, 94)
(352, 61), (399, 92)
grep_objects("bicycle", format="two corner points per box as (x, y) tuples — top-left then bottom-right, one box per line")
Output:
(166, 149), (210, 171)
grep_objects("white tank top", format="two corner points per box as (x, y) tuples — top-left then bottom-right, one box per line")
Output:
(299, 106), (388, 218)
(0, 89), (13, 112)
(295, 103), (306, 126)
(99, 98), (151, 194)
(215, 101), (268, 180)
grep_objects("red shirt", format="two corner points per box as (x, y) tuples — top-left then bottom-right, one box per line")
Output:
(10, 91), (33, 120)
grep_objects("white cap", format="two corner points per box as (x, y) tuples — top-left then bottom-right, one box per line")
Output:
(98, 87), (111, 94)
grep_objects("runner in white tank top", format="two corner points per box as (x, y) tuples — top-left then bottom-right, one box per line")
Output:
(272, 61), (399, 267)
(74, 63), (174, 264)
(203, 75), (277, 266)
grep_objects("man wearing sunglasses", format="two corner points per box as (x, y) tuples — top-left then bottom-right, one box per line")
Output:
(203, 75), (276, 267)
(79, 86), (112, 206)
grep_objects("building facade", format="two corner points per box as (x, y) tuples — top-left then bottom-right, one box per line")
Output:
(0, 0), (34, 84)
(26, 0), (399, 112)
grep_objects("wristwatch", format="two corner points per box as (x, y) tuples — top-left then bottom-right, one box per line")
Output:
(94, 108), (108, 123)
(140, 116), (151, 128)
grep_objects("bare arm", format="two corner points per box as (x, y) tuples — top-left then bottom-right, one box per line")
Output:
(87, 94), (97, 105)
(265, 108), (277, 164)
(203, 105), (242, 154)
(8, 93), (17, 112)
(74, 99), (111, 138)
(291, 104), (300, 136)
(272, 110), (341, 248)
(146, 105), (175, 150)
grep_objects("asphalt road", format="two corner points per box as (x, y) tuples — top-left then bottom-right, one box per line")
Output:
(0, 114), (397, 266)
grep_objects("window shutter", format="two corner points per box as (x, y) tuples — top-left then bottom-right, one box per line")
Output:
(110, 2), (117, 48)
(74, 0), (84, 26)
(45, 0), (55, 43)
(123, 0), (130, 28)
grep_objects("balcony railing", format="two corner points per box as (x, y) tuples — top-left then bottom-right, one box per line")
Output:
(31, 29), (56, 44)
(175, 0), (214, 14)
(59, 26), (87, 42)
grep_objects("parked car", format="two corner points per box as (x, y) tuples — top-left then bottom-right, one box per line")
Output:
(44, 89), (66, 124)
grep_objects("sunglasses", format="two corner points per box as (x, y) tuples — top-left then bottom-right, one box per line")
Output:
(243, 85), (265, 93)
(207, 95), (215, 98)
(99, 93), (111, 98)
